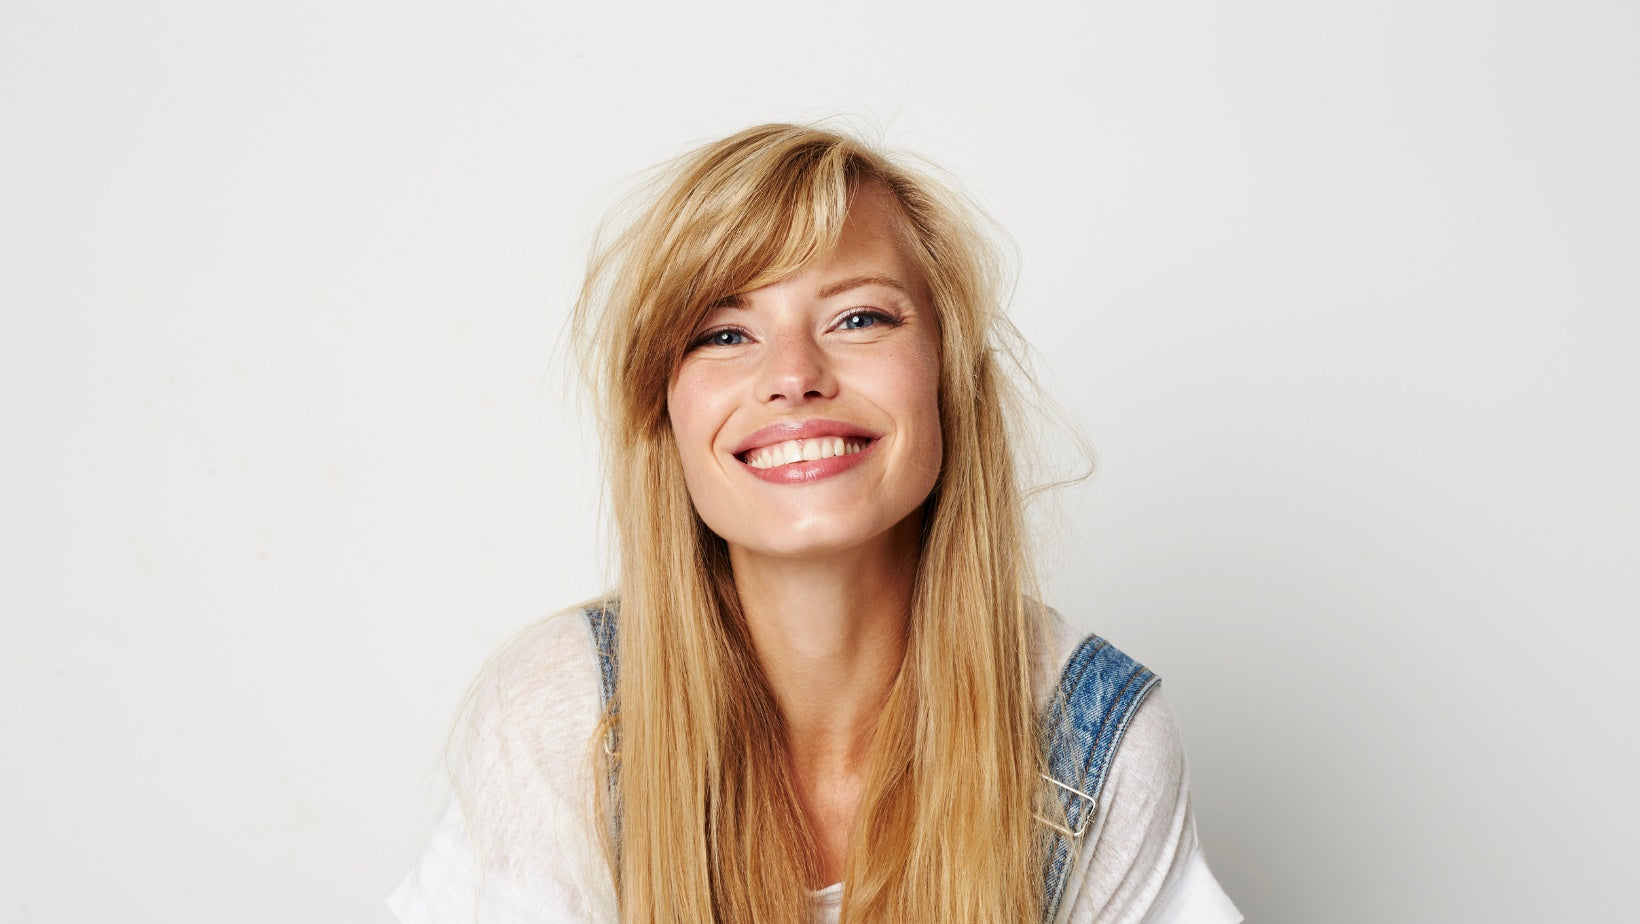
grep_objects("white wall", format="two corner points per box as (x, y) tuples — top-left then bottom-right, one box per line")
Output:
(3, 1), (1635, 920)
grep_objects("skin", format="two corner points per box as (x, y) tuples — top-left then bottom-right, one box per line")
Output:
(667, 184), (942, 886)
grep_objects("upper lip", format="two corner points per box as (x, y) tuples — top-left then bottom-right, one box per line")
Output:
(729, 418), (880, 457)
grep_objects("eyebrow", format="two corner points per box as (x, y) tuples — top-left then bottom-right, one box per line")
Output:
(711, 274), (913, 311)
(816, 274), (913, 299)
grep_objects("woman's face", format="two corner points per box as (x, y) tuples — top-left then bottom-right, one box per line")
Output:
(667, 185), (943, 566)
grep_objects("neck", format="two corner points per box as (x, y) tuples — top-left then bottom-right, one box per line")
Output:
(727, 515), (922, 884)
(730, 531), (918, 769)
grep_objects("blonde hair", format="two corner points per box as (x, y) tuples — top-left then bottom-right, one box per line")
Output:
(572, 123), (1045, 922)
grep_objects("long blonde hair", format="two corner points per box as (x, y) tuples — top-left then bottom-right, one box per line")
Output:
(572, 123), (1045, 922)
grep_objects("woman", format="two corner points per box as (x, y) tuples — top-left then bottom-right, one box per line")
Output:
(390, 123), (1240, 923)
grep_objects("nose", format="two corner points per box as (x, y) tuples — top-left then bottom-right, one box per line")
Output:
(757, 331), (837, 404)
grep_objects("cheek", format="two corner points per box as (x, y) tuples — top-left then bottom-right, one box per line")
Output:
(666, 367), (718, 447)
(666, 370), (733, 496)
(901, 346), (945, 479)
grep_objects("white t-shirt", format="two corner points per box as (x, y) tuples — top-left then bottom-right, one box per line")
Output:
(389, 610), (1241, 923)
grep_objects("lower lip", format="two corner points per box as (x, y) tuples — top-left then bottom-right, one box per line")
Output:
(738, 440), (876, 484)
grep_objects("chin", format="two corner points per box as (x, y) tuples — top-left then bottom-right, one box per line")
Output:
(732, 528), (873, 562)
(717, 506), (927, 564)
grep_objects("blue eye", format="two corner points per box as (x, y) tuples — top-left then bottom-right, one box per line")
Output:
(840, 310), (895, 330)
(691, 327), (748, 349)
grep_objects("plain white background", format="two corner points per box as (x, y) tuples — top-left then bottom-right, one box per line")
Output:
(3, 1), (1635, 921)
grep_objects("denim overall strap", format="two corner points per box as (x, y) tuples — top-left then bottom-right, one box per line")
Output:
(584, 602), (620, 708)
(584, 602), (623, 861)
(1038, 634), (1160, 922)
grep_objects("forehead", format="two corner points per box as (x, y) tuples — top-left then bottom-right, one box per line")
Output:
(833, 184), (912, 260)
(729, 184), (925, 306)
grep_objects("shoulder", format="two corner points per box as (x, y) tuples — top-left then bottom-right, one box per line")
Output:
(1031, 605), (1188, 859)
(1031, 608), (1240, 924)
(474, 605), (604, 710)
(481, 605), (602, 698)
(390, 606), (616, 923)
(450, 608), (604, 780)
(1063, 686), (1244, 924)
(455, 604), (607, 821)
(1029, 605), (1153, 709)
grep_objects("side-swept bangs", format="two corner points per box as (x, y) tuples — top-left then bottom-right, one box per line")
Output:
(580, 125), (901, 437)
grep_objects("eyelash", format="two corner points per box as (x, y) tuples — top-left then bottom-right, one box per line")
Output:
(686, 309), (903, 351)
(689, 327), (750, 349)
(836, 308), (902, 331)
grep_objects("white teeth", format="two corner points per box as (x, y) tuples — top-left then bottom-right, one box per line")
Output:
(743, 437), (866, 469)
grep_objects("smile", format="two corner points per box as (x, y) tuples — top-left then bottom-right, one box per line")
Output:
(739, 437), (870, 470)
(728, 419), (882, 484)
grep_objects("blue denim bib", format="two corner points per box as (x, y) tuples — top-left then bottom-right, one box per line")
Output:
(581, 603), (1157, 922)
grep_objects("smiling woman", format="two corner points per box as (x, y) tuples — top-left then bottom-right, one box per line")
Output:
(389, 124), (1241, 924)
(670, 184), (942, 561)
